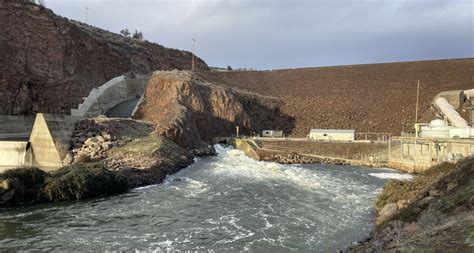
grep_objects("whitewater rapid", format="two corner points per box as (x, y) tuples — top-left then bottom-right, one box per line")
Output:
(0, 145), (412, 252)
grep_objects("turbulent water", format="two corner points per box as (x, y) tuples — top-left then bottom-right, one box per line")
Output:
(0, 145), (411, 252)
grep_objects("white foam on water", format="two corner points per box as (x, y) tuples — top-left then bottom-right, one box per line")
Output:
(369, 172), (413, 180)
(210, 145), (323, 190)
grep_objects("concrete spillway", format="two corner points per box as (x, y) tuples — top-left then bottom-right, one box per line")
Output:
(105, 98), (140, 118)
(71, 74), (149, 118)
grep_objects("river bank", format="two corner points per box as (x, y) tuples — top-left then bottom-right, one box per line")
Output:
(350, 158), (474, 252)
(0, 118), (214, 206)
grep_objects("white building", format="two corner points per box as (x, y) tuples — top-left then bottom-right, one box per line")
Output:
(262, 130), (284, 138)
(308, 129), (355, 141)
(419, 119), (474, 139)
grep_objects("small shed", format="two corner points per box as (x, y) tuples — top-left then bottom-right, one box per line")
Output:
(262, 130), (284, 138)
(308, 129), (355, 141)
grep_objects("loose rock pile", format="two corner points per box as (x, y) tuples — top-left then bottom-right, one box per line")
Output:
(270, 152), (348, 165)
(69, 120), (117, 164)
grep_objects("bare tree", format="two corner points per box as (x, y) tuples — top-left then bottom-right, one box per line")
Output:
(120, 28), (130, 38)
(132, 30), (144, 41)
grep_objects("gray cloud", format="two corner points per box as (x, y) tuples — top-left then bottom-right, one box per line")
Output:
(46, 0), (473, 69)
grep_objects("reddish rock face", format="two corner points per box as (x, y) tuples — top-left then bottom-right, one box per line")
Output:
(135, 71), (294, 149)
(0, 0), (208, 115)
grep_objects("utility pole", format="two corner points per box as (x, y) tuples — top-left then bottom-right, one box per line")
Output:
(191, 38), (196, 71)
(85, 7), (89, 24)
(415, 80), (420, 124)
(415, 80), (421, 138)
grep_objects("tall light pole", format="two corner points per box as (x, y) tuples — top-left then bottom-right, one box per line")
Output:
(85, 7), (89, 24)
(191, 38), (196, 71)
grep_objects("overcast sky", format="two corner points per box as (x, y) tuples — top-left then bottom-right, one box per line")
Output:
(45, 0), (473, 69)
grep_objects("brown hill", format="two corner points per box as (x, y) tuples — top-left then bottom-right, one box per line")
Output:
(200, 58), (474, 136)
(0, 0), (208, 115)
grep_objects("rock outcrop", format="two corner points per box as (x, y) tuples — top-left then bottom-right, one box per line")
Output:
(135, 71), (294, 150)
(0, 0), (208, 115)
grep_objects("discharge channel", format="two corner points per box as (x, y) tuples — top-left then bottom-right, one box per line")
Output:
(0, 145), (411, 251)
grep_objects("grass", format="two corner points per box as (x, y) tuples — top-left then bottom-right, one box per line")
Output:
(109, 134), (188, 160)
(375, 162), (456, 210)
(41, 163), (128, 201)
(0, 167), (47, 186)
(110, 134), (166, 156)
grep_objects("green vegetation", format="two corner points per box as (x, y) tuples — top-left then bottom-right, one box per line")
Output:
(466, 229), (474, 247)
(375, 162), (456, 210)
(42, 163), (128, 201)
(109, 134), (185, 159)
(1, 164), (128, 204)
(0, 167), (47, 186)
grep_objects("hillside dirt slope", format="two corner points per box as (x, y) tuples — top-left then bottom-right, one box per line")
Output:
(0, 0), (208, 115)
(201, 58), (474, 136)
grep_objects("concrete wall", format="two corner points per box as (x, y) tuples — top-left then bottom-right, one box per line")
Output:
(233, 139), (261, 160)
(71, 74), (150, 118)
(29, 113), (78, 169)
(0, 115), (35, 140)
(389, 138), (474, 172)
(256, 139), (389, 163)
(0, 141), (30, 171)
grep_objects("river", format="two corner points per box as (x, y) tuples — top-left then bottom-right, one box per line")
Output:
(0, 145), (411, 252)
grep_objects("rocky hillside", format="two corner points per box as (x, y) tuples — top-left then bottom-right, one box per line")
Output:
(201, 58), (474, 136)
(134, 71), (293, 150)
(0, 0), (208, 115)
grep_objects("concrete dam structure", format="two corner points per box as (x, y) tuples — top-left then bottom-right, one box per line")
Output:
(0, 113), (78, 172)
(71, 73), (150, 118)
(0, 72), (151, 172)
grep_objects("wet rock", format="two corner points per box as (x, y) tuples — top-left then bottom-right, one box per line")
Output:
(0, 189), (16, 203)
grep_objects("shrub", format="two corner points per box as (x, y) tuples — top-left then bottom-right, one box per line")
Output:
(1, 167), (47, 186)
(375, 162), (456, 210)
(42, 163), (128, 201)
